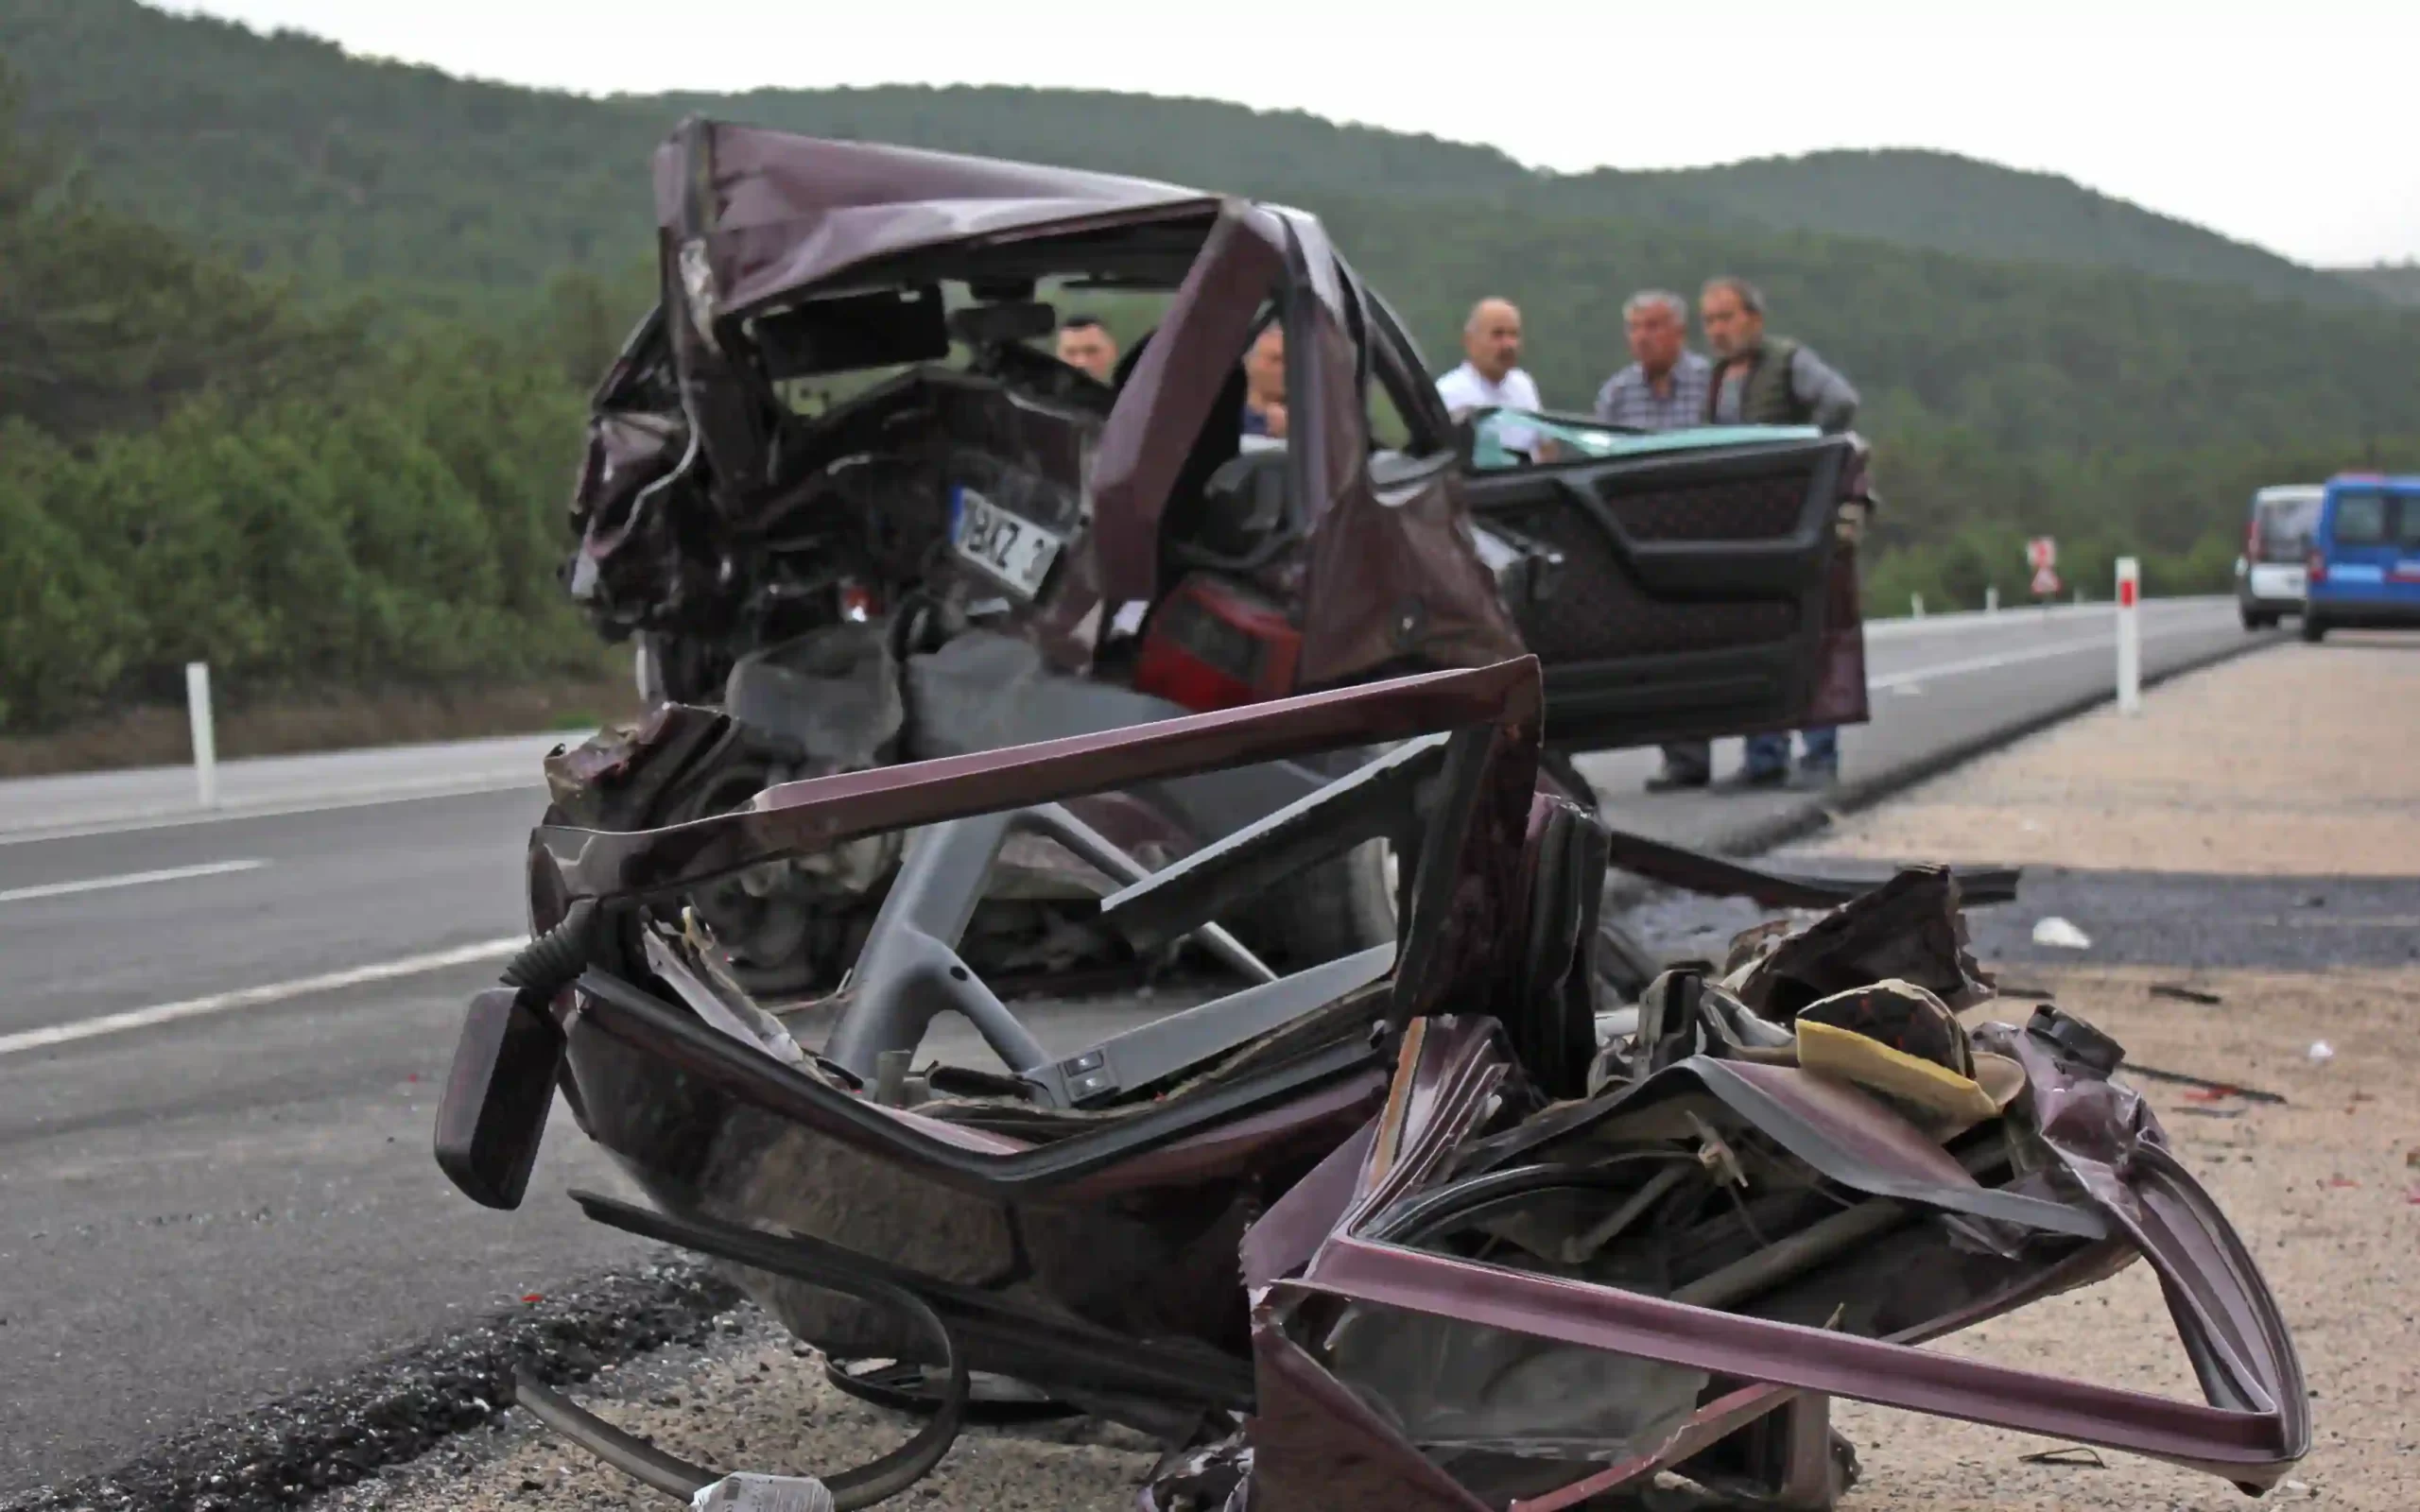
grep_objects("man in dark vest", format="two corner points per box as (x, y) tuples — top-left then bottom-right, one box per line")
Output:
(1646, 275), (1861, 793)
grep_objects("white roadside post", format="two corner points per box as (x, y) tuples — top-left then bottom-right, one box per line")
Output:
(1985, 584), (1999, 614)
(185, 662), (219, 809)
(2116, 558), (2142, 715)
(1910, 593), (1925, 619)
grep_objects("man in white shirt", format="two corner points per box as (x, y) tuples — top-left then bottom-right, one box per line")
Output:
(1435, 298), (1544, 456)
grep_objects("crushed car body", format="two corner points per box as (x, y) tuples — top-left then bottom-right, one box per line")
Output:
(437, 652), (2308, 1510)
(556, 116), (1876, 995)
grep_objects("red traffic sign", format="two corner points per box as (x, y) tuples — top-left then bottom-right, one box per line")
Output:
(2031, 566), (2062, 597)
(2026, 537), (2057, 571)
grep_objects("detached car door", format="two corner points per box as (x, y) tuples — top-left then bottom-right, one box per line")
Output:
(1453, 410), (1869, 753)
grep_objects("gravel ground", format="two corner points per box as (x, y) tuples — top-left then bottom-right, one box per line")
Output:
(317, 1321), (1161, 1511)
(1803, 636), (2420, 875)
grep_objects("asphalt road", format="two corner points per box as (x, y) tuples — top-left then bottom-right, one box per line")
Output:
(1628, 867), (2420, 978)
(0, 596), (2270, 1496)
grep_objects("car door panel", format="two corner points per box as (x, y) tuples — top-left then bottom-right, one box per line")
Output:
(1460, 432), (1865, 752)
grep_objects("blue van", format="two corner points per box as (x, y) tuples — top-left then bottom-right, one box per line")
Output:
(2303, 473), (2420, 642)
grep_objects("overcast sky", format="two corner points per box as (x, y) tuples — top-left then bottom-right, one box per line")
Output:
(171, 0), (2417, 266)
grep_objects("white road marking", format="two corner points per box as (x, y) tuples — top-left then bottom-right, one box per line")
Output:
(0, 937), (525, 1057)
(1867, 620), (2210, 693)
(0, 774), (548, 848)
(1863, 597), (2231, 640)
(0, 858), (269, 904)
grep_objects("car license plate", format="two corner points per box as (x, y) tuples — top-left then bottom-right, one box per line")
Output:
(951, 487), (1064, 599)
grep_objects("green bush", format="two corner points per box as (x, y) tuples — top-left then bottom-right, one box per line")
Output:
(0, 345), (600, 732)
(0, 421), (140, 728)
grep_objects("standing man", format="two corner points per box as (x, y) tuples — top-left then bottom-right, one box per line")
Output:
(1055, 314), (1119, 383)
(1700, 274), (1861, 789)
(1594, 291), (1721, 792)
(1436, 297), (1545, 458)
(1595, 289), (1711, 433)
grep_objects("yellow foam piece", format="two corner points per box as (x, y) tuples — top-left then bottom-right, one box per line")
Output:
(1794, 1017), (2010, 1125)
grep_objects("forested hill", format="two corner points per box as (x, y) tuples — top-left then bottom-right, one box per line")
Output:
(1614, 149), (2373, 308)
(2335, 263), (2420, 306)
(0, 0), (2382, 311)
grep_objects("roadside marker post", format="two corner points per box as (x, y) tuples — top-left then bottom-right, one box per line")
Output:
(1911, 593), (1925, 619)
(1985, 584), (1998, 614)
(186, 662), (219, 810)
(2116, 558), (2141, 715)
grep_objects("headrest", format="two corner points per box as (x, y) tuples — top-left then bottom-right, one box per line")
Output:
(947, 301), (1058, 349)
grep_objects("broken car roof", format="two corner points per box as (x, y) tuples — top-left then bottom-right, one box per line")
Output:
(656, 118), (1230, 313)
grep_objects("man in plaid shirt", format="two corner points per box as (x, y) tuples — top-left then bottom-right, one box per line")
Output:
(1596, 291), (1720, 791)
(1593, 290), (1711, 433)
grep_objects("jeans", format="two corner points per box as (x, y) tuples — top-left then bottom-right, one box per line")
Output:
(1743, 726), (1838, 776)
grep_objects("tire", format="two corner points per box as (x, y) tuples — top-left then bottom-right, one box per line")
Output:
(2239, 607), (2275, 631)
(2300, 615), (2328, 644)
(1246, 836), (1398, 970)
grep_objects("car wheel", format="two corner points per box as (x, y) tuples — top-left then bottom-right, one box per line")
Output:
(2300, 615), (2328, 644)
(2240, 606), (2276, 631)
(1246, 836), (1397, 969)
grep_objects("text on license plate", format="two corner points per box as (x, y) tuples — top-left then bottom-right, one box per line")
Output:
(951, 487), (1064, 599)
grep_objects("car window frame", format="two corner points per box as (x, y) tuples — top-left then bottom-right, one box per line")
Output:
(2396, 495), (2420, 549)
(2330, 490), (2392, 547)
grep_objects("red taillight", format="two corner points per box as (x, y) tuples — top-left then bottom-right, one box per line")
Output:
(2307, 551), (2325, 584)
(2246, 520), (2261, 559)
(1132, 575), (1302, 713)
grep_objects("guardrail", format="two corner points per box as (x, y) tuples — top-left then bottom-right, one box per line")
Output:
(1864, 593), (2229, 640)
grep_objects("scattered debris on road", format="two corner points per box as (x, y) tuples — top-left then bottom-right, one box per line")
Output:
(2119, 1063), (2289, 1106)
(2148, 981), (2224, 1005)
(690, 1472), (835, 1511)
(2030, 916), (2093, 950)
(427, 656), (2308, 1509)
(2017, 1445), (2108, 1469)
(1989, 981), (2058, 1001)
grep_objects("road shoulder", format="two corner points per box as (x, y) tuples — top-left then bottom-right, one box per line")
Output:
(1805, 633), (2420, 874)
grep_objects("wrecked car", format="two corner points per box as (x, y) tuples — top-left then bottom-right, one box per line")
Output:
(556, 118), (1873, 991)
(437, 655), (2308, 1510)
